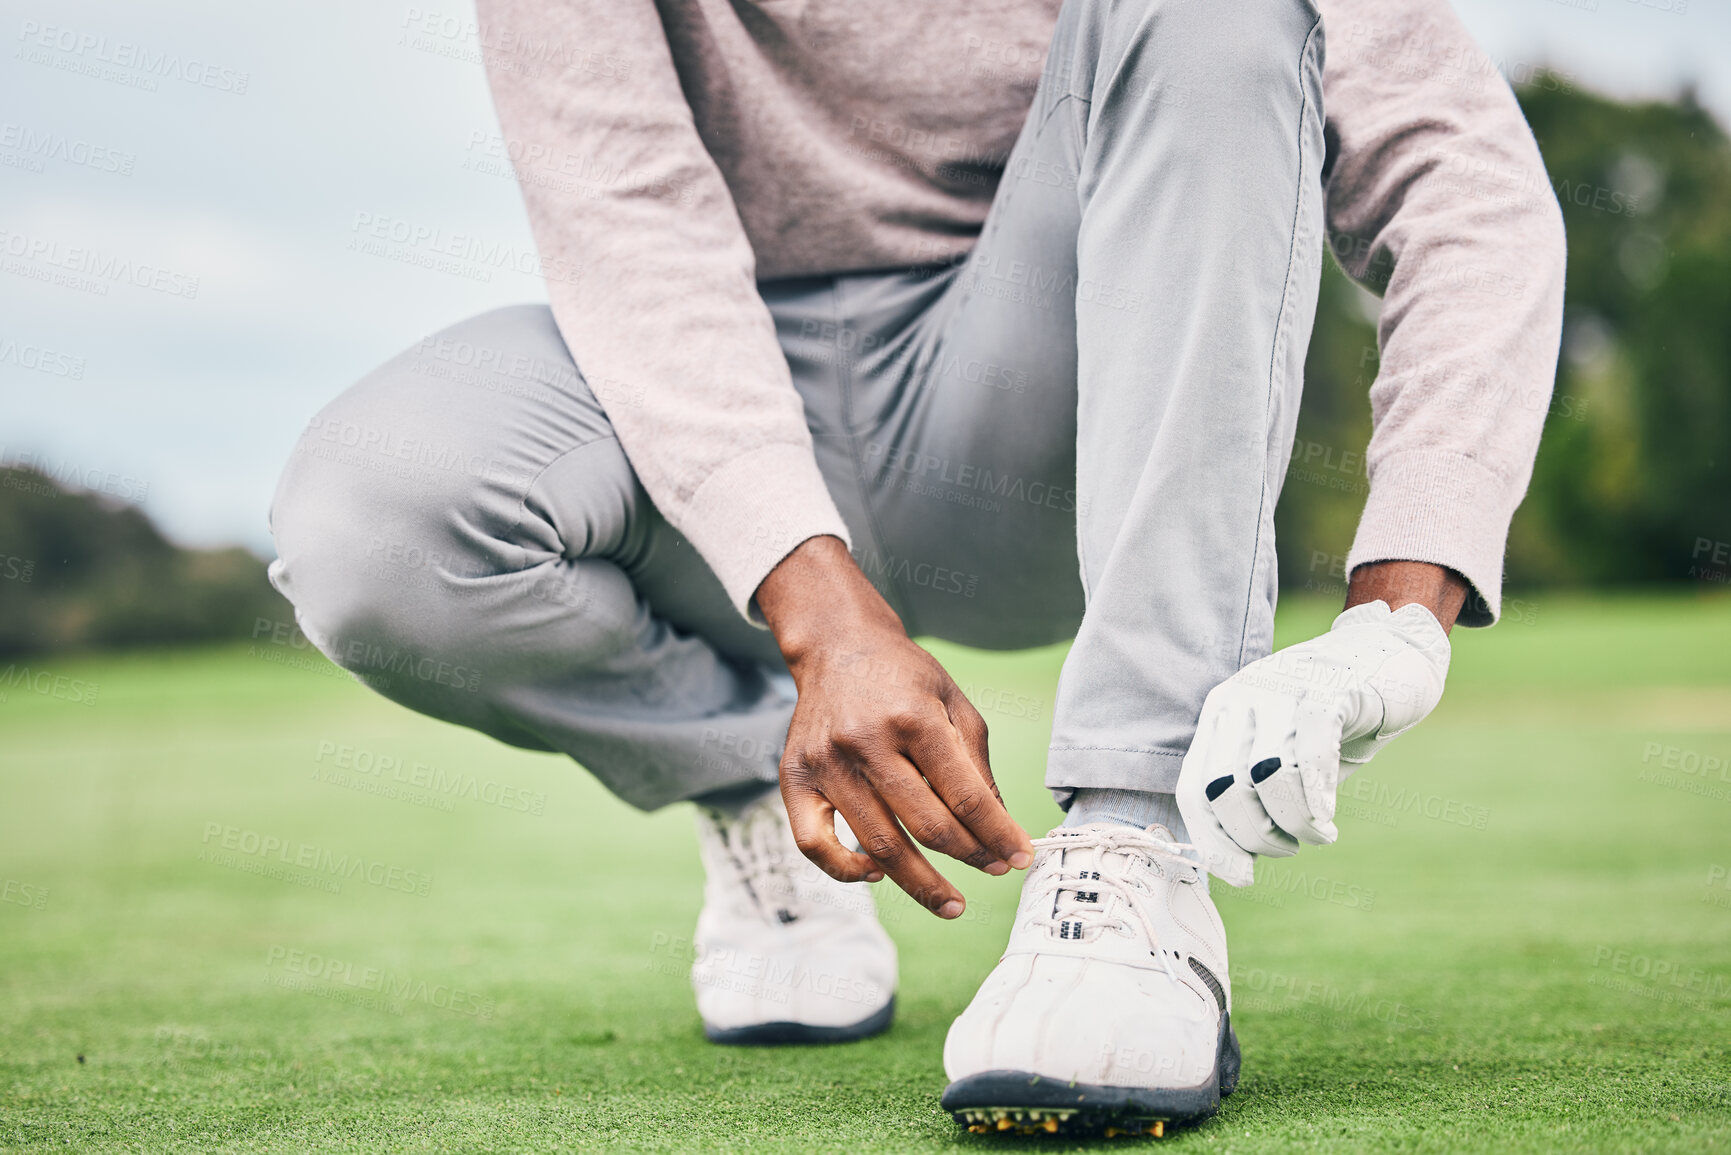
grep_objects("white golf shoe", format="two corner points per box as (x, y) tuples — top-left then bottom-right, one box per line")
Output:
(941, 823), (1237, 1136)
(691, 788), (898, 1044)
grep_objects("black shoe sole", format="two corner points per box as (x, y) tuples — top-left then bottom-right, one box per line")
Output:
(940, 1011), (1240, 1137)
(703, 995), (896, 1046)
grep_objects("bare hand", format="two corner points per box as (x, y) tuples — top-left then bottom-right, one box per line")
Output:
(755, 537), (1035, 918)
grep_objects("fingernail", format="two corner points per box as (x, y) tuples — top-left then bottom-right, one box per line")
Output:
(865, 871), (884, 882)
(983, 860), (1009, 876)
(938, 899), (965, 919)
(1009, 851), (1033, 869)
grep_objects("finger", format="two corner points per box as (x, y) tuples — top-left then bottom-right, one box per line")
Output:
(825, 769), (966, 918)
(1203, 699), (1256, 806)
(1250, 757), (1333, 845)
(1247, 694), (1296, 769)
(938, 684), (1029, 870)
(1242, 697), (1329, 845)
(1211, 775), (1300, 857)
(939, 681), (992, 773)
(903, 706), (1035, 871)
(1292, 696), (1343, 840)
(832, 808), (866, 852)
(780, 770), (882, 884)
(940, 682), (1008, 807)
(1176, 694), (1255, 887)
(861, 749), (1007, 875)
(1205, 700), (1298, 858)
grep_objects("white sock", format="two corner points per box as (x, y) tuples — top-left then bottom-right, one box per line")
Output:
(1064, 787), (1187, 841)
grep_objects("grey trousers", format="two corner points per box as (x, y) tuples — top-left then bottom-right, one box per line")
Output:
(269, 0), (1325, 812)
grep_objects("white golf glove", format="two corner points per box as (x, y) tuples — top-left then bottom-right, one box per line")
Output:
(1176, 600), (1451, 887)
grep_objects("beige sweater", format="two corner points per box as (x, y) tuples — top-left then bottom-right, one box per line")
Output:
(476, 0), (1565, 626)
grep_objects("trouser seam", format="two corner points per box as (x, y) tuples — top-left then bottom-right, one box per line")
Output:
(1058, 90), (1094, 599)
(1237, 11), (1323, 669)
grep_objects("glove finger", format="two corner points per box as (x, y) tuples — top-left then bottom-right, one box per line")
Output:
(1177, 695), (1255, 887)
(1203, 701), (1297, 858)
(1213, 773), (1300, 857)
(1238, 694), (1324, 845)
(1246, 694), (1296, 773)
(1251, 758), (1333, 845)
(1292, 696), (1343, 838)
(1203, 698), (1256, 811)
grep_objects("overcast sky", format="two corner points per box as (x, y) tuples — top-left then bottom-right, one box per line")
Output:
(3, 0), (1726, 554)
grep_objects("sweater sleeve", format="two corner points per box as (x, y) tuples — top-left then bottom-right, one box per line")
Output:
(1317, 0), (1567, 625)
(475, 0), (851, 619)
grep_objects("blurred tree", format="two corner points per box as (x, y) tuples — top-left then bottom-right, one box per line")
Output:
(0, 467), (290, 656)
(1277, 79), (1731, 598)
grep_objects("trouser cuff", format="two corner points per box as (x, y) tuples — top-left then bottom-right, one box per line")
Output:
(1045, 746), (1185, 806)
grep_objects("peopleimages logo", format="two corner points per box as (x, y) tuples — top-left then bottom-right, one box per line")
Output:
(0, 228), (200, 299)
(0, 663), (99, 706)
(347, 212), (582, 286)
(199, 823), (433, 897)
(0, 447), (148, 502)
(265, 946), (494, 1020)
(1229, 963), (1426, 1030)
(1223, 864), (1377, 912)
(1337, 777), (1490, 830)
(1, 879), (49, 910)
(865, 441), (1078, 515)
(14, 20), (251, 94)
(0, 122), (135, 175)
(0, 335), (86, 378)
(313, 741), (547, 816)
(251, 617), (482, 695)
(1589, 945), (1729, 1010)
(649, 932), (886, 1008)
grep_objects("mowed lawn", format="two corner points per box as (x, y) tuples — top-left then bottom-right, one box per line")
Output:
(2, 594), (1729, 1153)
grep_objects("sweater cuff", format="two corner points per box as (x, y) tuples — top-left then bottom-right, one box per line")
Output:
(680, 443), (853, 623)
(1344, 449), (1515, 628)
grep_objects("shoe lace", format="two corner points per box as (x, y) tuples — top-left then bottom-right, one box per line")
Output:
(1024, 827), (1198, 984)
(704, 802), (807, 924)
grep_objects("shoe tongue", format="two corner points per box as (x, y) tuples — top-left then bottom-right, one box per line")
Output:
(1046, 821), (1134, 838)
(1044, 823), (1144, 877)
(1046, 822), (1192, 883)
(1049, 820), (1167, 848)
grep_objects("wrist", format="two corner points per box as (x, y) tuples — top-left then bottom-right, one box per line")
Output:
(754, 535), (903, 664)
(1344, 560), (1468, 634)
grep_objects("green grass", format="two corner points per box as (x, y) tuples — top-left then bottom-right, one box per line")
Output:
(2, 592), (1730, 1152)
